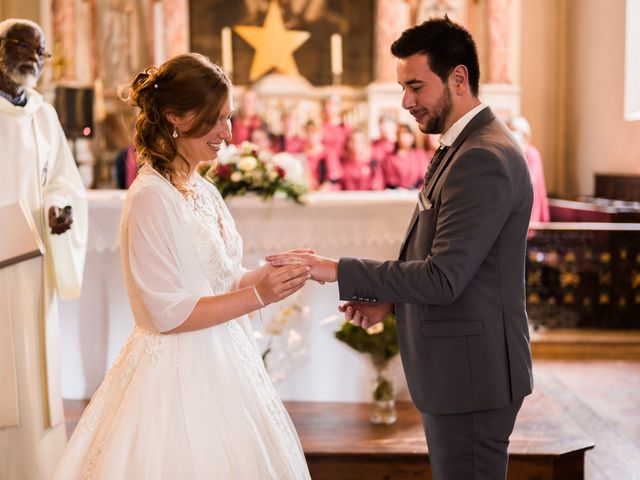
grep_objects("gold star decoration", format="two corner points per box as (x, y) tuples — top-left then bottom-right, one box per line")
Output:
(234, 0), (311, 81)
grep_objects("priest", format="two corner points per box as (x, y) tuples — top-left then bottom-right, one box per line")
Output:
(0, 18), (87, 480)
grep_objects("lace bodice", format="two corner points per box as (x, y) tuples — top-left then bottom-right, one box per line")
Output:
(183, 175), (243, 294)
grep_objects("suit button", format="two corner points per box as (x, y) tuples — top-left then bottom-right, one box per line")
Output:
(372, 299), (377, 303)
(351, 296), (357, 300)
(365, 298), (370, 302)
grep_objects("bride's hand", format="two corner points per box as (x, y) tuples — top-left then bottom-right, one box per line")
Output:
(255, 264), (310, 306)
(265, 252), (338, 284)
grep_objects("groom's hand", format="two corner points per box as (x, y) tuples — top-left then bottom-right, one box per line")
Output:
(339, 302), (393, 329)
(266, 252), (337, 284)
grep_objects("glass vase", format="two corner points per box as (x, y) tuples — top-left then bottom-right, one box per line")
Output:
(370, 363), (397, 425)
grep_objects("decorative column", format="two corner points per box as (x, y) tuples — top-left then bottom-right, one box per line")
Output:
(487, 0), (512, 84)
(373, 0), (410, 83)
(162, 0), (189, 61)
(480, 0), (521, 120)
(367, 0), (411, 135)
(51, 0), (75, 82)
(415, 0), (467, 25)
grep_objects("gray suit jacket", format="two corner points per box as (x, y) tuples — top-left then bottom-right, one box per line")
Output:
(337, 107), (534, 415)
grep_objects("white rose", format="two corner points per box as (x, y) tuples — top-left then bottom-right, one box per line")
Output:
(240, 141), (259, 155)
(272, 152), (305, 184)
(230, 171), (243, 182)
(258, 150), (272, 162)
(238, 156), (258, 172)
(216, 143), (237, 165)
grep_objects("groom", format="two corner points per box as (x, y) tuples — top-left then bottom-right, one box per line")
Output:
(269, 16), (534, 480)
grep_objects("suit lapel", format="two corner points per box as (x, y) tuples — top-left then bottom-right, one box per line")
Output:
(397, 106), (497, 260)
(423, 147), (455, 201)
(396, 146), (455, 259)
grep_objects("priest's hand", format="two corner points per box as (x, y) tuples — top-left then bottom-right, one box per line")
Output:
(48, 205), (73, 235)
(265, 252), (337, 284)
(340, 301), (393, 329)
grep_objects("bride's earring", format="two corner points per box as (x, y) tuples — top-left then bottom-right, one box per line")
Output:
(172, 125), (179, 139)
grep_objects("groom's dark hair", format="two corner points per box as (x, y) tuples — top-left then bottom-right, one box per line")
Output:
(391, 16), (480, 97)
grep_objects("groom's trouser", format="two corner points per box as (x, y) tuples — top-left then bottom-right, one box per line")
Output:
(421, 398), (523, 480)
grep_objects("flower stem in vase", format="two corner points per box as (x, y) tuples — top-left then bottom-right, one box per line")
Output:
(370, 363), (397, 425)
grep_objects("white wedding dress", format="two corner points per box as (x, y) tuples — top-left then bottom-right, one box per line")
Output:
(54, 166), (310, 479)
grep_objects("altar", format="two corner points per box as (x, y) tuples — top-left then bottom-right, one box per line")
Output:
(60, 189), (417, 401)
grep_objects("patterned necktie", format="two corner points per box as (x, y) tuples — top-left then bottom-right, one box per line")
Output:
(423, 145), (449, 186)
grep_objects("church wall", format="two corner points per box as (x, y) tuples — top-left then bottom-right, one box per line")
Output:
(520, 0), (565, 195)
(0, 0), (41, 24)
(522, 0), (640, 197)
(564, 0), (640, 196)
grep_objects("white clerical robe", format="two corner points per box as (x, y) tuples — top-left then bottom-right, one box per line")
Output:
(0, 89), (87, 480)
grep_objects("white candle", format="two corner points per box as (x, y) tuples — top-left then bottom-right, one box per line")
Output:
(330, 33), (343, 76)
(153, 1), (165, 65)
(221, 27), (233, 74)
(93, 77), (106, 123)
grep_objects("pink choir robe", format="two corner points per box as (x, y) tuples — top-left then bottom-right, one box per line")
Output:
(371, 138), (395, 164)
(525, 144), (550, 223)
(230, 115), (263, 145)
(304, 150), (329, 188)
(339, 158), (385, 191)
(321, 122), (350, 182)
(274, 135), (305, 154)
(382, 148), (430, 189)
(125, 145), (137, 188)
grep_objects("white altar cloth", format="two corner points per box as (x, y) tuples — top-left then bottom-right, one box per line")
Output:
(60, 189), (417, 402)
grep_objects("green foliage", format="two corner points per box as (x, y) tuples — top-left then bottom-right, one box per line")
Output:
(334, 313), (399, 369)
(373, 375), (394, 402)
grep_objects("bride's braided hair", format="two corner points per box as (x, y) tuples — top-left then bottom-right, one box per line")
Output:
(123, 53), (231, 194)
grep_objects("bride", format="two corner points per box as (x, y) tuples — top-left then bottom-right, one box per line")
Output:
(54, 53), (311, 479)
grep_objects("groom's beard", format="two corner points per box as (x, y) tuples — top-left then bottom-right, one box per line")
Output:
(420, 84), (453, 135)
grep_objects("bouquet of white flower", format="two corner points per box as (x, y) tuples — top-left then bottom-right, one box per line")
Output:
(198, 141), (308, 203)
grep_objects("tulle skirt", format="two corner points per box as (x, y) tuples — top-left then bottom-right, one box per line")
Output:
(54, 319), (310, 479)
